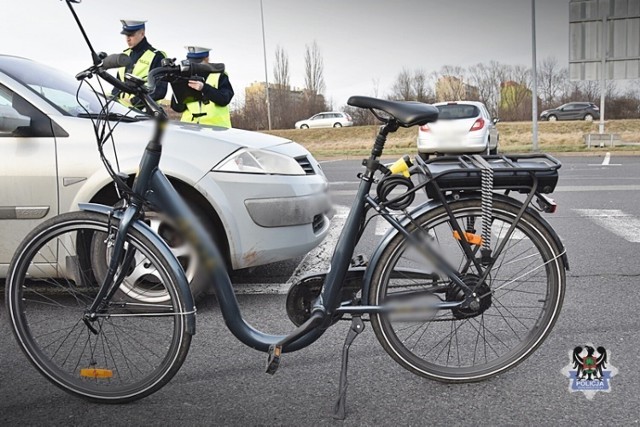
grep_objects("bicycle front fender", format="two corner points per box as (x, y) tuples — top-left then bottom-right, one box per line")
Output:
(362, 193), (568, 304)
(78, 203), (196, 335)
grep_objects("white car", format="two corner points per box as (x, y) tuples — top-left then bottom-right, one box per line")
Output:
(295, 111), (353, 129)
(0, 55), (332, 299)
(417, 101), (499, 157)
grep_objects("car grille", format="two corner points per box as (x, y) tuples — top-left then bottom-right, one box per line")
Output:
(312, 214), (325, 233)
(295, 156), (315, 175)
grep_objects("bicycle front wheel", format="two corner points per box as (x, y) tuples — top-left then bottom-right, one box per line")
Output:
(5, 211), (192, 402)
(369, 198), (566, 383)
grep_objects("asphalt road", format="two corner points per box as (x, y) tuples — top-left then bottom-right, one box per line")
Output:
(2, 153), (640, 425)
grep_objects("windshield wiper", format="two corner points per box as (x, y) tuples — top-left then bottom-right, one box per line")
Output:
(77, 112), (150, 122)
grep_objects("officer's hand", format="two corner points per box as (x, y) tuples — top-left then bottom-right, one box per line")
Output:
(188, 80), (205, 91)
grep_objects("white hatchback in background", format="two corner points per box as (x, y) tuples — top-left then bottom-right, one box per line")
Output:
(417, 101), (499, 158)
(295, 111), (353, 129)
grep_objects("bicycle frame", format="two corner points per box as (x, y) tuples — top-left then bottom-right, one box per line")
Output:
(81, 91), (474, 354)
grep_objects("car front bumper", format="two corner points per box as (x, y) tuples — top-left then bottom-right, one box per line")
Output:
(197, 170), (331, 269)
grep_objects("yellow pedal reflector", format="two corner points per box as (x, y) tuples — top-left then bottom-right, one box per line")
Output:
(80, 368), (113, 379)
(453, 231), (483, 246)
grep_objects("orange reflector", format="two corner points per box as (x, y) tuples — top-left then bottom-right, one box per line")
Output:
(80, 368), (113, 379)
(453, 231), (483, 246)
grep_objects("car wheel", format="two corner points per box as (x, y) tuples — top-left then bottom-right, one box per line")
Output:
(548, 115), (557, 122)
(90, 204), (215, 303)
(333, 123), (343, 128)
(300, 124), (309, 129)
(489, 137), (499, 155)
(584, 114), (594, 121)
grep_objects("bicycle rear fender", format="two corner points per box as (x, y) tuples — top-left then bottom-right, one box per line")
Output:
(362, 192), (569, 304)
(78, 202), (197, 335)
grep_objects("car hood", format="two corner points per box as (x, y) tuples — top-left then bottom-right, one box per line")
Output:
(53, 116), (310, 182)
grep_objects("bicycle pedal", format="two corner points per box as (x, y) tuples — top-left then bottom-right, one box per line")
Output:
(265, 344), (282, 375)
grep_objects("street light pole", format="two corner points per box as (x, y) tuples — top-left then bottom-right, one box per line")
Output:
(260, 0), (272, 130)
(531, 0), (539, 152)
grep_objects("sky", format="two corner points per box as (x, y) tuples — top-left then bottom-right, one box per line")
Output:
(1, 0), (570, 109)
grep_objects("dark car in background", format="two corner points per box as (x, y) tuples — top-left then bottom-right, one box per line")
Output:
(540, 102), (600, 121)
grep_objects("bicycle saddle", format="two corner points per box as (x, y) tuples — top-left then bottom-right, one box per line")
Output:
(347, 96), (439, 127)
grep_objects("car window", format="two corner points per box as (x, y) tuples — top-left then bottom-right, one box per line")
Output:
(0, 83), (57, 138)
(436, 104), (479, 120)
(0, 56), (133, 117)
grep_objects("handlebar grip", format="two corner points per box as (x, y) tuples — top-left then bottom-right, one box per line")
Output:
(101, 53), (132, 70)
(186, 62), (225, 76)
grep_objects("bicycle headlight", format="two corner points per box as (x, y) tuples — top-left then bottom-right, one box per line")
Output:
(213, 148), (306, 175)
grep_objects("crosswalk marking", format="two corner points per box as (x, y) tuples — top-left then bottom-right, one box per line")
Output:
(573, 209), (640, 243)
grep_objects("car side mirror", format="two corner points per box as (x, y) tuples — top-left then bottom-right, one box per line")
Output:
(492, 118), (500, 124)
(0, 106), (32, 134)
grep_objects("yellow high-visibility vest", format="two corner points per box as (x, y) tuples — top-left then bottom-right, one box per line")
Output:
(181, 73), (232, 128)
(117, 49), (162, 107)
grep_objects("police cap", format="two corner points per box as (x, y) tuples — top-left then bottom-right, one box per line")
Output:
(185, 46), (211, 59)
(120, 20), (146, 35)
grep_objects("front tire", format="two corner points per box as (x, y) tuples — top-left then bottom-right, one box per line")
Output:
(369, 199), (565, 383)
(548, 115), (557, 122)
(5, 211), (192, 403)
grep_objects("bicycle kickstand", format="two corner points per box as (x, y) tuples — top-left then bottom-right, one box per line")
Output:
(332, 315), (365, 420)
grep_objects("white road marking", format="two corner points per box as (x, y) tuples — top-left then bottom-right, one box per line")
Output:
(588, 152), (621, 166)
(574, 209), (640, 243)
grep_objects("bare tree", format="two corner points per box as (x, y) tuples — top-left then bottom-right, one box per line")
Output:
(389, 68), (414, 100)
(271, 45), (294, 129)
(273, 45), (290, 89)
(537, 56), (567, 110)
(413, 69), (434, 103)
(303, 40), (326, 116)
(467, 61), (506, 117)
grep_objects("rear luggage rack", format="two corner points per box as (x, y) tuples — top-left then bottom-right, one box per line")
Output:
(414, 154), (561, 198)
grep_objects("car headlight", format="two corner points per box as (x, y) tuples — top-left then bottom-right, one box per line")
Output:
(213, 148), (306, 175)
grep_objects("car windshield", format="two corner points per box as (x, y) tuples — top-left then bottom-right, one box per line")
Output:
(436, 104), (479, 120)
(0, 56), (135, 118)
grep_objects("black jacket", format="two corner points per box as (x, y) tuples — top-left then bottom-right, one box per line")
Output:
(171, 72), (234, 113)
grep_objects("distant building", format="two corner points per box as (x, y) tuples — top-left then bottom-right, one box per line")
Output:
(435, 76), (479, 102)
(499, 81), (533, 121)
(245, 81), (311, 106)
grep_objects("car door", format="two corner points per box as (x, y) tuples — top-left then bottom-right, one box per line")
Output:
(316, 113), (331, 128)
(0, 84), (59, 270)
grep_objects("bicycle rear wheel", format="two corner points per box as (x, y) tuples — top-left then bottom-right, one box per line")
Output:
(369, 198), (566, 382)
(5, 211), (192, 402)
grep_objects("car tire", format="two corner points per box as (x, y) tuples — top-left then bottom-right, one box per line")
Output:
(489, 137), (499, 155)
(90, 202), (217, 303)
(584, 114), (594, 121)
(548, 115), (557, 122)
(300, 124), (309, 129)
(333, 122), (343, 128)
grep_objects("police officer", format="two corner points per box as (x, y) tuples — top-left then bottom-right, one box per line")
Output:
(113, 19), (167, 109)
(171, 46), (234, 128)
